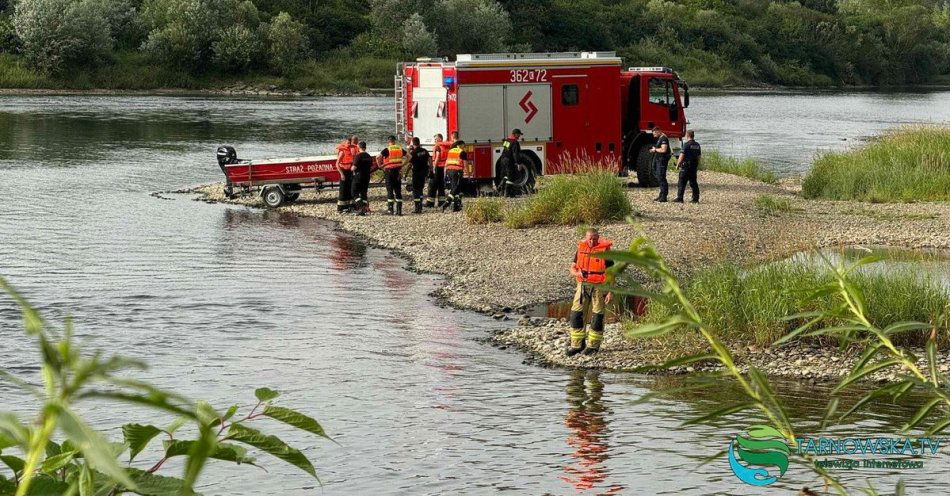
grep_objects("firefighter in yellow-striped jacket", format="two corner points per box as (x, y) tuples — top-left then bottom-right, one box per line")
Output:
(442, 140), (468, 212)
(378, 135), (408, 215)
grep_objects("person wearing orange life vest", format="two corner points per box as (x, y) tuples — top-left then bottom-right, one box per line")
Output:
(378, 135), (407, 215)
(443, 139), (468, 212)
(567, 228), (614, 356)
(425, 133), (451, 208)
(335, 135), (357, 213)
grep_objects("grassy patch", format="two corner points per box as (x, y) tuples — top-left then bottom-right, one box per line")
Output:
(802, 126), (950, 203)
(842, 207), (938, 222)
(753, 194), (799, 217)
(504, 169), (633, 228)
(464, 197), (504, 224)
(702, 151), (779, 184)
(634, 261), (950, 351)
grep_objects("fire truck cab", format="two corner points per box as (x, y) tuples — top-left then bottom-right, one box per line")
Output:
(395, 51), (689, 190)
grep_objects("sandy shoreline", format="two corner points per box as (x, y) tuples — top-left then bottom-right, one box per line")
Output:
(192, 171), (950, 381)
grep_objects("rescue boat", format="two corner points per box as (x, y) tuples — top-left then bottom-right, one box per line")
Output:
(216, 145), (341, 208)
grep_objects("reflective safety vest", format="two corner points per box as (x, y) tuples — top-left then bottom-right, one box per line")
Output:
(574, 239), (613, 284)
(384, 145), (404, 169)
(445, 147), (464, 171)
(337, 143), (353, 170)
(434, 142), (451, 167)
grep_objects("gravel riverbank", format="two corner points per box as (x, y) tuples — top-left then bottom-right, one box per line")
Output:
(194, 171), (950, 380)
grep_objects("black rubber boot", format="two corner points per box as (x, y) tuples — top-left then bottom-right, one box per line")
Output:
(582, 346), (600, 356)
(396, 202), (403, 216)
(414, 201), (423, 214)
(387, 203), (394, 215)
(566, 341), (586, 357)
(453, 199), (462, 212)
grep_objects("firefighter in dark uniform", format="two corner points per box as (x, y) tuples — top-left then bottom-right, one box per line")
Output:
(408, 136), (431, 214)
(567, 228), (614, 356)
(378, 135), (407, 215)
(675, 130), (702, 203)
(496, 128), (522, 196)
(426, 133), (450, 208)
(443, 139), (468, 212)
(650, 127), (671, 202)
(351, 141), (373, 215)
(335, 136), (356, 212)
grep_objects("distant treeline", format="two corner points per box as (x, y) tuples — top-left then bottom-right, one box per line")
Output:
(0, 0), (947, 89)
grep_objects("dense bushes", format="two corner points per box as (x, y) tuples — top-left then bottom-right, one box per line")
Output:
(640, 259), (950, 348)
(266, 12), (307, 74)
(13, 0), (114, 73)
(802, 126), (950, 203)
(3, 0), (949, 88)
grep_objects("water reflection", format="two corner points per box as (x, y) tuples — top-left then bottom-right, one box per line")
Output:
(561, 370), (625, 494)
(328, 234), (368, 270)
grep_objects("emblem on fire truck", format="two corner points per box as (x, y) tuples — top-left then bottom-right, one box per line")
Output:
(519, 91), (538, 124)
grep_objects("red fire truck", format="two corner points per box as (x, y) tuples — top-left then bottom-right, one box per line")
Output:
(395, 51), (690, 189)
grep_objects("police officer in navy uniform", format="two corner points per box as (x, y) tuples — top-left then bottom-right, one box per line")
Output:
(650, 126), (671, 202)
(674, 130), (702, 203)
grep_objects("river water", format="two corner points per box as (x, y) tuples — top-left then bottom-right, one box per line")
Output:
(1, 92), (949, 494)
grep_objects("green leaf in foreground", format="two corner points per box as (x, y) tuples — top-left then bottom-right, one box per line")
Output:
(54, 405), (136, 491)
(183, 426), (217, 494)
(40, 449), (78, 474)
(254, 388), (280, 402)
(0, 474), (15, 494)
(126, 468), (200, 496)
(20, 474), (69, 495)
(0, 454), (24, 476)
(122, 424), (162, 462)
(163, 440), (257, 466)
(263, 406), (331, 440)
(226, 423), (316, 478)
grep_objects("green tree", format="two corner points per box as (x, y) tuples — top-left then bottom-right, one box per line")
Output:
(265, 11), (308, 74)
(13, 0), (113, 73)
(212, 24), (260, 71)
(430, 0), (510, 55)
(402, 12), (437, 58)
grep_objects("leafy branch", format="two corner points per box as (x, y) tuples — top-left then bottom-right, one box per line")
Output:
(0, 277), (331, 495)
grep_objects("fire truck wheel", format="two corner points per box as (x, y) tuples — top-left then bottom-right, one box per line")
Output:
(262, 186), (285, 208)
(503, 159), (537, 194)
(635, 143), (658, 188)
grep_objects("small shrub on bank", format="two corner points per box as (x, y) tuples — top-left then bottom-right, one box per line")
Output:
(702, 151), (779, 184)
(504, 169), (632, 228)
(464, 197), (504, 224)
(802, 126), (950, 203)
(753, 194), (798, 217)
(637, 261), (950, 349)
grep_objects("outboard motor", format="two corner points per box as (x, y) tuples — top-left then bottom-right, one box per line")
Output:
(216, 145), (238, 169)
(216, 145), (238, 197)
